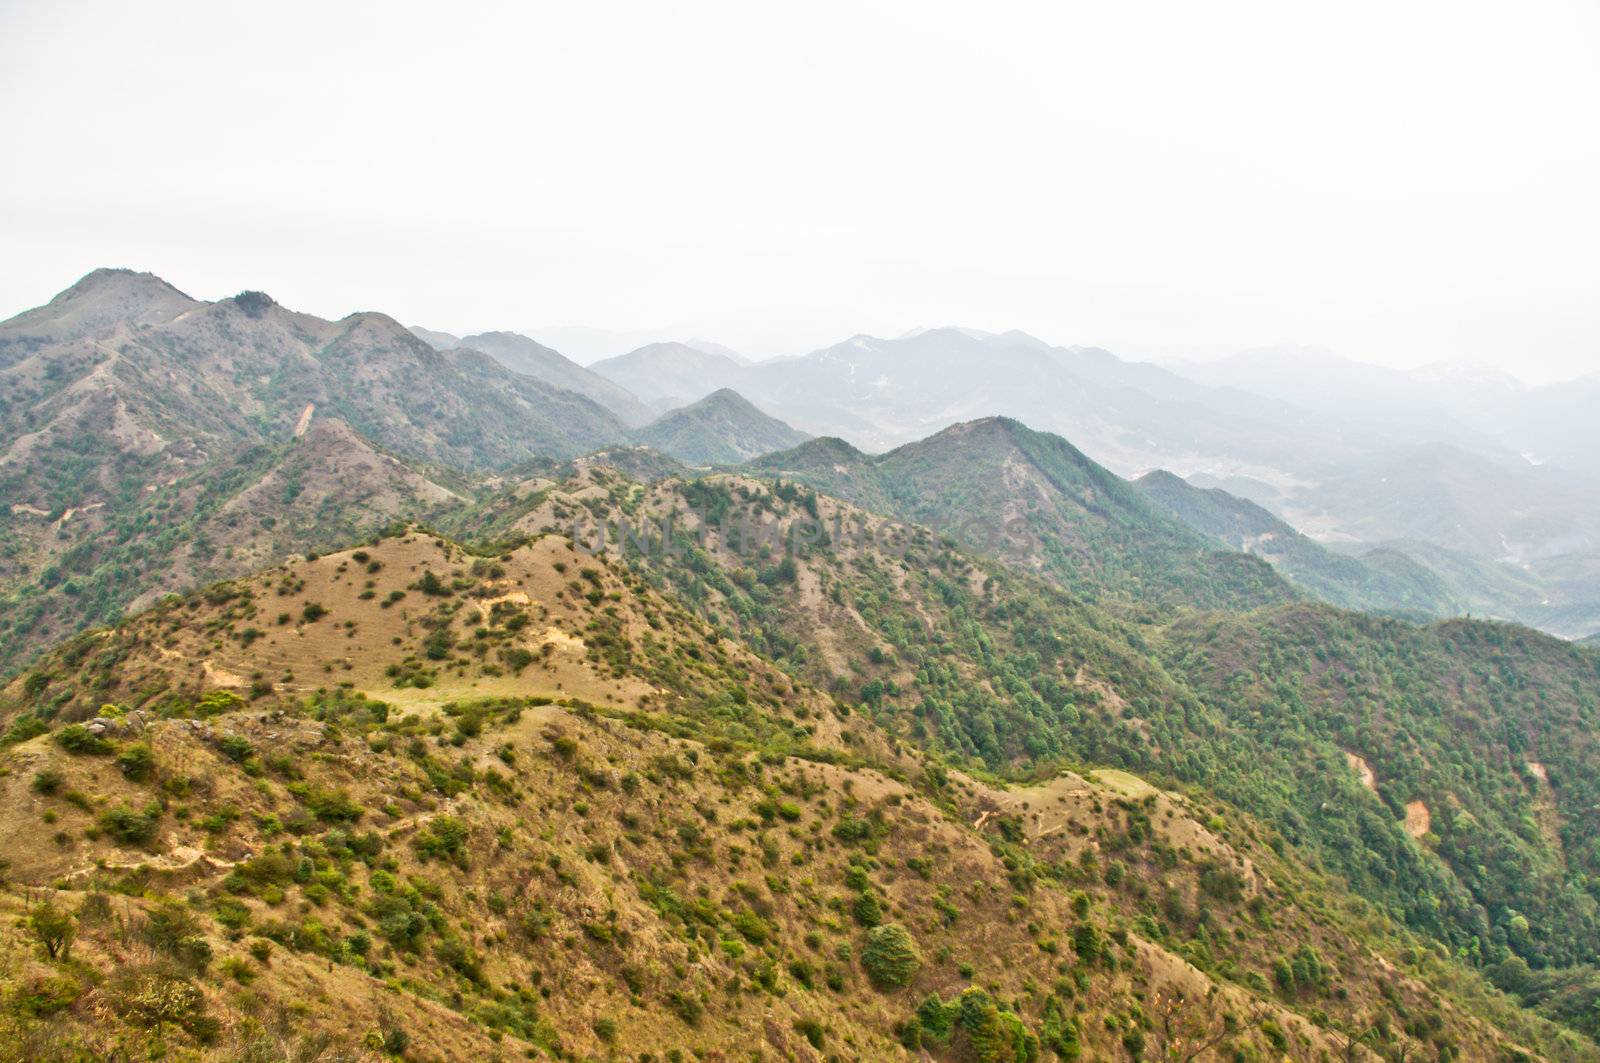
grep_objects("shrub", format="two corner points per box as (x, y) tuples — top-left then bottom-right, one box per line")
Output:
(414, 815), (469, 862)
(31, 767), (64, 794)
(99, 801), (163, 845)
(113, 967), (217, 1041)
(304, 788), (363, 822)
(55, 724), (111, 755)
(26, 901), (76, 960)
(667, 989), (703, 1025)
(142, 900), (212, 971)
(196, 690), (246, 716)
(116, 742), (156, 781)
(853, 889), (884, 927)
(914, 988), (1040, 1062)
(3, 714), (48, 744)
(861, 923), (920, 989)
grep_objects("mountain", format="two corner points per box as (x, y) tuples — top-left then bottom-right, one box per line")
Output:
(589, 341), (748, 407)
(0, 529), (1581, 1061)
(1134, 469), (1458, 617)
(524, 324), (670, 364)
(632, 388), (809, 465)
(721, 328), (1367, 480)
(750, 417), (1293, 612)
(7, 271), (1600, 1054)
(0, 282), (628, 483)
(1507, 374), (1600, 482)
(0, 268), (200, 368)
(451, 331), (655, 426)
(0, 270), (635, 668)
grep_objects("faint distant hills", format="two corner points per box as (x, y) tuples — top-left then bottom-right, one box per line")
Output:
(590, 342), (748, 410)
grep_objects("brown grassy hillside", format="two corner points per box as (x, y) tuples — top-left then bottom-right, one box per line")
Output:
(0, 533), (1581, 1062)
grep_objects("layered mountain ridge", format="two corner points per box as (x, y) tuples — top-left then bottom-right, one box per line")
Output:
(5, 267), (1600, 1057)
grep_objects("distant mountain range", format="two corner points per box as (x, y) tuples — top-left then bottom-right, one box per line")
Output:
(5, 267), (1599, 662)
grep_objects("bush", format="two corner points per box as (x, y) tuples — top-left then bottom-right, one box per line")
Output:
(853, 889), (884, 927)
(112, 967), (217, 1041)
(26, 901), (76, 960)
(304, 788), (363, 822)
(31, 767), (64, 794)
(667, 989), (703, 1025)
(116, 742), (156, 781)
(55, 724), (111, 755)
(99, 801), (163, 845)
(914, 988), (1040, 1063)
(142, 900), (212, 971)
(861, 923), (920, 989)
(414, 815), (469, 862)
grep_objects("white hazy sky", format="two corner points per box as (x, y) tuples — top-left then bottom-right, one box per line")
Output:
(3, 0), (1597, 379)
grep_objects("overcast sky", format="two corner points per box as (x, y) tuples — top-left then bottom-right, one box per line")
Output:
(3, 0), (1597, 379)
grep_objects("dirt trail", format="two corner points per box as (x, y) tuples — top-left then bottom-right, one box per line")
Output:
(1345, 751), (1377, 792)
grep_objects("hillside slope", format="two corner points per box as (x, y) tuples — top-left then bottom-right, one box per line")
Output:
(0, 418), (465, 669)
(0, 532), (1578, 1062)
(462, 462), (1600, 1047)
(0, 270), (634, 669)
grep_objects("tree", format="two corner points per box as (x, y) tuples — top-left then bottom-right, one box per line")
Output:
(861, 923), (921, 989)
(27, 900), (76, 960)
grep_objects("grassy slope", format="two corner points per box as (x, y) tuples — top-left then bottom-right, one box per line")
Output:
(460, 464), (1600, 1048)
(0, 533), (1579, 1061)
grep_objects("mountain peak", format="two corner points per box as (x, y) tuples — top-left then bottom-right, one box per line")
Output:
(61, 267), (191, 300)
(633, 387), (807, 465)
(0, 268), (201, 361)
